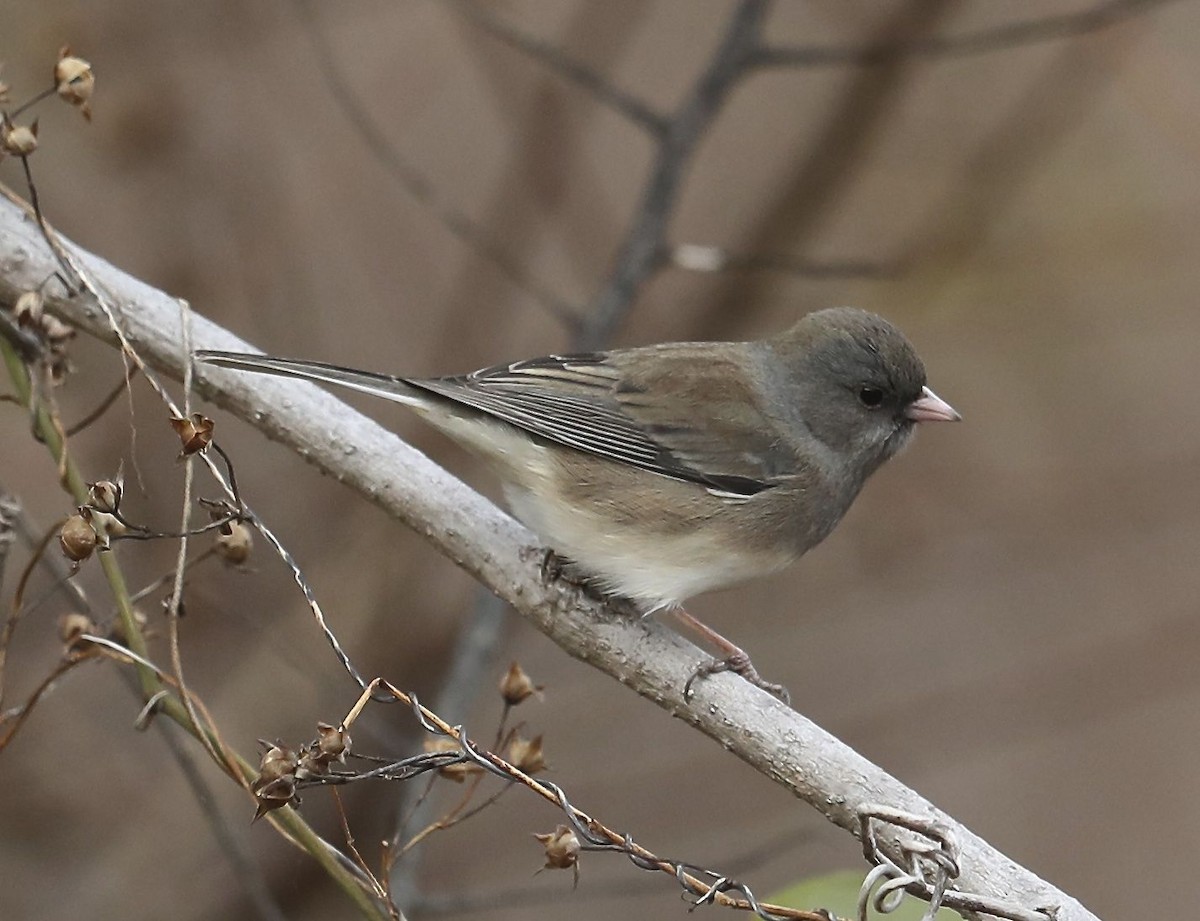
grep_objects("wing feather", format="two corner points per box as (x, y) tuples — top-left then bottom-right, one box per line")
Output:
(408, 348), (788, 497)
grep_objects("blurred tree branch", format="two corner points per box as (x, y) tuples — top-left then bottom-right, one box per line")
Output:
(291, 0), (576, 324)
(446, 0), (668, 134)
(755, 0), (1180, 67)
(0, 188), (1100, 921)
(578, 0), (770, 348)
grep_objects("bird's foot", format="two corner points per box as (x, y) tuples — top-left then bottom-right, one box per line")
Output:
(684, 652), (790, 704)
(539, 549), (613, 606)
(539, 547), (570, 583)
(666, 606), (791, 703)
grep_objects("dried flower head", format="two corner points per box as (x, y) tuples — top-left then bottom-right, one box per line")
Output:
(55, 47), (94, 119)
(87, 479), (122, 514)
(423, 738), (481, 783)
(214, 520), (253, 565)
(252, 774), (297, 820)
(256, 741), (299, 784)
(315, 722), (350, 763)
(2, 120), (38, 157)
(170, 413), (214, 456)
(58, 612), (95, 652)
(534, 825), (581, 886)
(507, 734), (547, 775)
(499, 661), (543, 706)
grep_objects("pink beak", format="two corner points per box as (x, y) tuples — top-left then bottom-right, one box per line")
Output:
(905, 386), (961, 423)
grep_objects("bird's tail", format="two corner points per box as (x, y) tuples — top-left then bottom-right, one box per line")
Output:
(195, 350), (423, 406)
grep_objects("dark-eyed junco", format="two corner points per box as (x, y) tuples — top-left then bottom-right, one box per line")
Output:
(197, 307), (958, 699)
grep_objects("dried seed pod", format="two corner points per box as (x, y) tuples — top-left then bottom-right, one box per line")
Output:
(295, 749), (328, 781)
(534, 825), (581, 872)
(87, 479), (122, 514)
(54, 48), (94, 119)
(59, 511), (97, 562)
(2, 121), (38, 157)
(507, 734), (546, 775)
(499, 661), (543, 706)
(58, 612), (95, 647)
(169, 413), (214, 456)
(214, 520), (252, 565)
(252, 774), (297, 820)
(423, 738), (481, 783)
(256, 742), (299, 784)
(315, 722), (350, 763)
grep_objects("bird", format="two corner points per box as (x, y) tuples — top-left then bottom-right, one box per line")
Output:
(196, 307), (959, 700)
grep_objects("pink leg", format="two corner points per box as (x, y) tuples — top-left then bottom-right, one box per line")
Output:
(667, 608), (790, 704)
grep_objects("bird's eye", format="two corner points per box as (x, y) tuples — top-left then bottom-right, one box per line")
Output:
(857, 386), (885, 409)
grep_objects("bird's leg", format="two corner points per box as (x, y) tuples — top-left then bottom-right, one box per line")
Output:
(538, 553), (785, 698)
(668, 607), (790, 704)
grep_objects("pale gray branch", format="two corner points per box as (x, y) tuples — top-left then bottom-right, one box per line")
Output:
(0, 192), (1101, 921)
(0, 493), (19, 602)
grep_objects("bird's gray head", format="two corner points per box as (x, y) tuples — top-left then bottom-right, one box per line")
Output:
(763, 307), (949, 486)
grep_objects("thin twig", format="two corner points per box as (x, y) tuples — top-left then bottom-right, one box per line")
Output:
(8, 85), (57, 120)
(694, 0), (959, 326)
(387, 588), (507, 899)
(331, 787), (397, 913)
(0, 184), (237, 511)
(1, 301), (389, 920)
(141, 679), (290, 921)
(447, 0), (668, 134)
(244, 509), (371, 690)
(1, 479), (92, 616)
(0, 517), (63, 713)
(127, 547), (218, 606)
(755, 0), (1179, 67)
(413, 824), (812, 914)
(0, 655), (87, 752)
(15, 146), (75, 286)
(289, 0), (575, 325)
(578, 0), (770, 348)
(69, 632), (388, 917)
(348, 680), (833, 921)
(164, 300), (225, 766)
(0, 183), (368, 707)
(65, 366), (134, 436)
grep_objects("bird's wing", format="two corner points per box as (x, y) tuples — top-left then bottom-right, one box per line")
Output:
(410, 348), (796, 497)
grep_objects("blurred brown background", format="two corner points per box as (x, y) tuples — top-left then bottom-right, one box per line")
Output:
(2, 1), (1197, 919)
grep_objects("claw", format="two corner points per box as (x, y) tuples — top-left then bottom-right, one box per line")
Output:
(685, 653), (790, 704)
